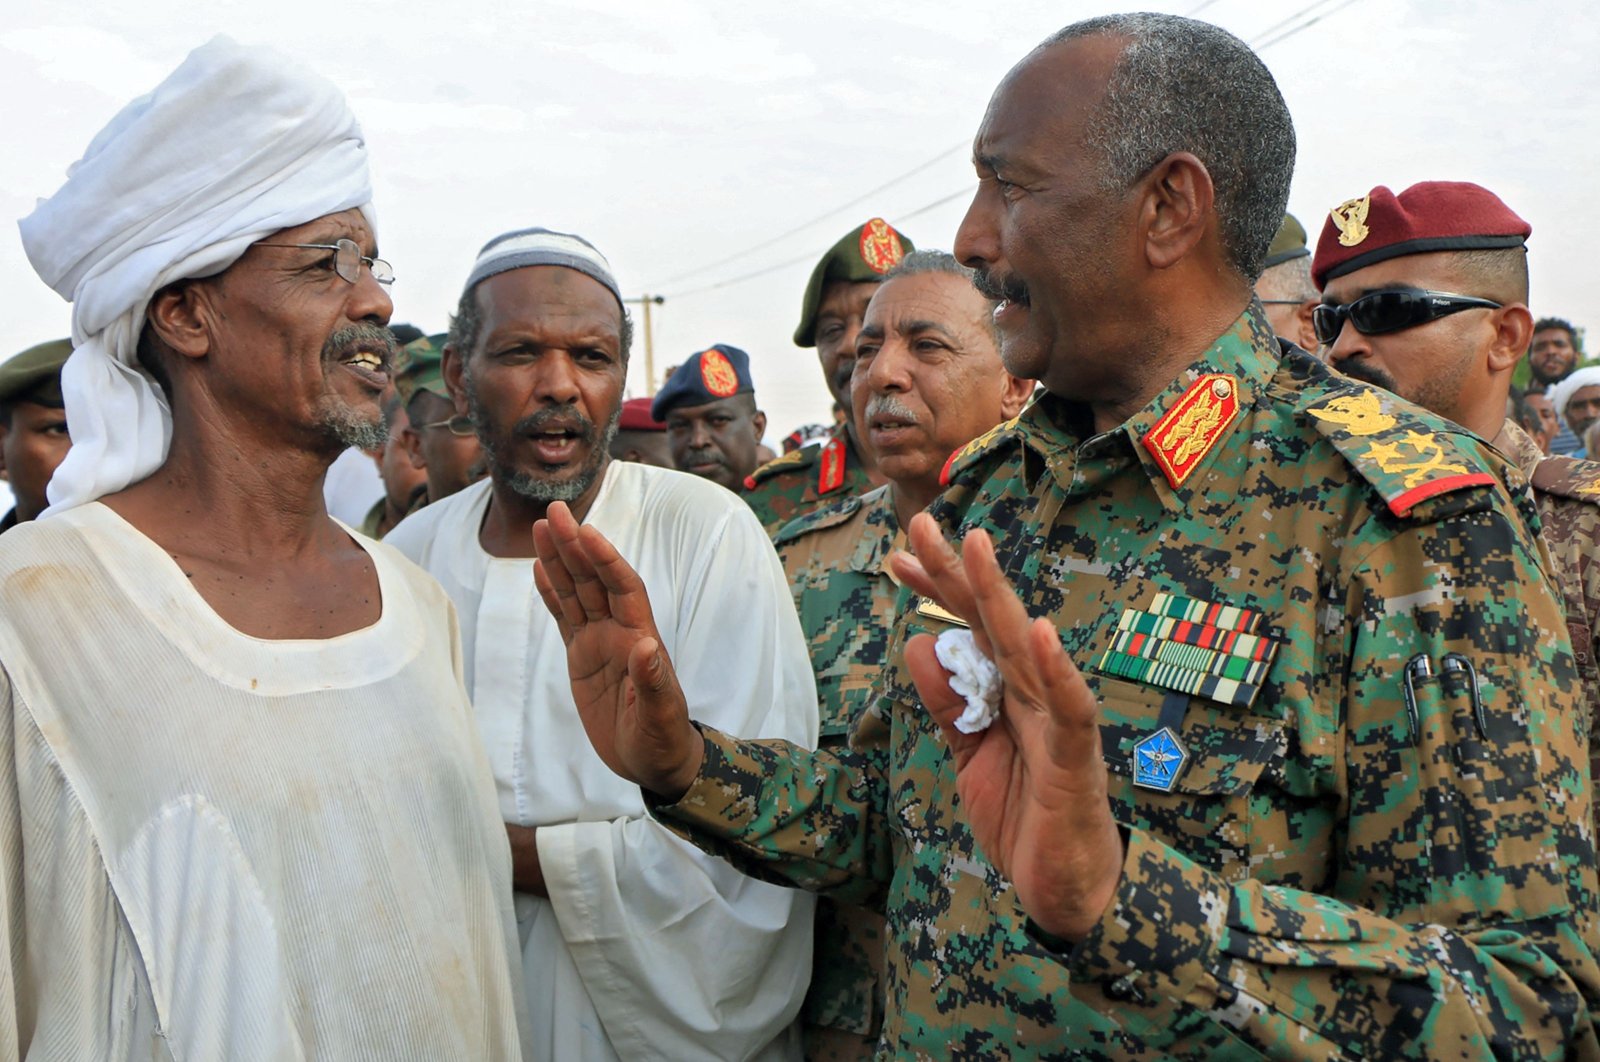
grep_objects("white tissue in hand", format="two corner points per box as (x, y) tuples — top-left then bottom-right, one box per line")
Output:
(934, 628), (1003, 733)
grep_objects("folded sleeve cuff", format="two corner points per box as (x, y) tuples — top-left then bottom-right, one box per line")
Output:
(1060, 826), (1229, 1018)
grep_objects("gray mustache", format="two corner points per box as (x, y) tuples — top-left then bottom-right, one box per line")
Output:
(864, 394), (918, 423)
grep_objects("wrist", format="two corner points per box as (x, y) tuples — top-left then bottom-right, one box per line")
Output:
(647, 726), (706, 803)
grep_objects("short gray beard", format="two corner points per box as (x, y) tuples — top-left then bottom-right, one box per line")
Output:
(315, 393), (388, 451)
(464, 368), (620, 503)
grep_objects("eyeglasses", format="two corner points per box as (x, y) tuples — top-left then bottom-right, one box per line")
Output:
(255, 238), (395, 286)
(421, 415), (477, 437)
(1313, 289), (1500, 346)
(1259, 299), (1307, 306)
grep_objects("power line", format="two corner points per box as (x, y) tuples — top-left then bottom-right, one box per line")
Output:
(663, 0), (1368, 302)
(649, 138), (969, 288)
(1253, 0), (1365, 49)
(664, 185), (977, 300)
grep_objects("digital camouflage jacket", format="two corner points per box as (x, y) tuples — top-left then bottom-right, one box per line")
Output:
(745, 424), (876, 537)
(775, 485), (901, 1049)
(654, 308), (1600, 1059)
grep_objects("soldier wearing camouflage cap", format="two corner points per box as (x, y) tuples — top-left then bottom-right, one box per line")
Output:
(1253, 212), (1319, 351)
(0, 338), (73, 530)
(538, 15), (1600, 1058)
(392, 333), (484, 507)
(1314, 178), (1600, 829)
(744, 218), (915, 534)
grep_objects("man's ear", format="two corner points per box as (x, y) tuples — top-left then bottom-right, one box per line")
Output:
(399, 424), (425, 470)
(999, 375), (1034, 419)
(1487, 304), (1536, 374)
(0, 422), (10, 481)
(752, 409), (768, 442)
(145, 280), (213, 362)
(1137, 152), (1215, 271)
(1293, 299), (1320, 354)
(442, 344), (470, 417)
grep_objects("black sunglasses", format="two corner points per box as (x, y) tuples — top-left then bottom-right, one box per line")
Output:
(1313, 289), (1501, 346)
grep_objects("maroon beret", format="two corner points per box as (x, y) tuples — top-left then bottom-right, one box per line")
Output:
(618, 397), (666, 432)
(1312, 181), (1530, 289)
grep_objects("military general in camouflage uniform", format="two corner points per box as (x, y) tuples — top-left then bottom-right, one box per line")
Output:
(532, 15), (1600, 1058)
(775, 250), (1032, 1059)
(743, 220), (915, 534)
(1313, 180), (1600, 828)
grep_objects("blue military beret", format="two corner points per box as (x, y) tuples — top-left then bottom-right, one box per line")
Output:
(651, 344), (755, 420)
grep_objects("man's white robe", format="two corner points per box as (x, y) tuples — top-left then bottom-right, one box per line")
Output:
(387, 462), (818, 1062)
(0, 504), (531, 1060)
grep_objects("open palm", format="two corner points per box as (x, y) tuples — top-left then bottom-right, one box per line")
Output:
(894, 515), (1124, 943)
(531, 502), (704, 798)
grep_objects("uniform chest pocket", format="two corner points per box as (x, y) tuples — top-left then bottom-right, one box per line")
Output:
(1095, 676), (1288, 883)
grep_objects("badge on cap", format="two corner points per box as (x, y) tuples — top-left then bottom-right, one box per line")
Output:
(1330, 196), (1371, 247)
(699, 348), (740, 398)
(859, 218), (905, 275)
(1142, 374), (1240, 488)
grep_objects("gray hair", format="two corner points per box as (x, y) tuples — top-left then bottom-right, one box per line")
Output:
(1045, 13), (1295, 281)
(447, 282), (633, 364)
(882, 249), (1000, 342)
(1256, 255), (1317, 303)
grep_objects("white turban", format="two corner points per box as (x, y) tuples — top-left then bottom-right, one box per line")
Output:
(18, 35), (373, 516)
(1549, 367), (1600, 429)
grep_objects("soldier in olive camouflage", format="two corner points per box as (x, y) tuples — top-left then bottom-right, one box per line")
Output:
(774, 485), (901, 1057)
(1496, 416), (1600, 825)
(649, 307), (1600, 1058)
(746, 427), (876, 537)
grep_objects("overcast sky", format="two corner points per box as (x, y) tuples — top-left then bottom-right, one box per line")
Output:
(4, 0), (1596, 440)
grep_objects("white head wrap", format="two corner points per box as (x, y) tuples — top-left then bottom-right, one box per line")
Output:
(1549, 367), (1600, 429)
(18, 35), (373, 516)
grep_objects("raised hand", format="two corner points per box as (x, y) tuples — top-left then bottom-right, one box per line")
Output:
(892, 513), (1124, 943)
(531, 501), (704, 800)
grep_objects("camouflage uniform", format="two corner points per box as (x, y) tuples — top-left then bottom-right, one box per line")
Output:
(650, 308), (1600, 1058)
(1496, 417), (1600, 827)
(744, 425), (875, 536)
(774, 486), (902, 1058)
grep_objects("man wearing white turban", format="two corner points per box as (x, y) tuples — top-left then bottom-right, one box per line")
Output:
(1550, 366), (1600, 460)
(0, 36), (530, 1060)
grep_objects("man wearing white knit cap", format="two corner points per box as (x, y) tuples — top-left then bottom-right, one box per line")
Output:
(1550, 366), (1600, 459)
(386, 227), (817, 1061)
(0, 36), (530, 1059)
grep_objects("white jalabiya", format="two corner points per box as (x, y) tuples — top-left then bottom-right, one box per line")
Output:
(18, 35), (374, 515)
(0, 505), (531, 1060)
(386, 463), (819, 1062)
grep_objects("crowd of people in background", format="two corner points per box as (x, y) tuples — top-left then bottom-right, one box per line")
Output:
(2, 9), (1600, 1062)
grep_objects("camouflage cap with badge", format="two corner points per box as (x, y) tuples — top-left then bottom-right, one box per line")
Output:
(0, 338), (73, 411)
(793, 218), (915, 347)
(393, 333), (451, 407)
(651, 344), (755, 420)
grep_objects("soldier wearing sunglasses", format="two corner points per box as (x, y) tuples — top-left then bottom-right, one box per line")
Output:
(1313, 179), (1600, 829)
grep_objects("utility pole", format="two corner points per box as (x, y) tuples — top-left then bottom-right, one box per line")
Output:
(624, 295), (666, 394)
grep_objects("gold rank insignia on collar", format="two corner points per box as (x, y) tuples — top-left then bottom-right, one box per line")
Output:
(1142, 374), (1240, 489)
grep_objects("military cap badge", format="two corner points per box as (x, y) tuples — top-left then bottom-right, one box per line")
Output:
(1330, 195), (1371, 247)
(858, 217), (905, 275)
(699, 347), (740, 398)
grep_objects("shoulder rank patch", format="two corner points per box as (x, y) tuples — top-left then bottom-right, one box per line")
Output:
(772, 492), (863, 546)
(941, 416), (1023, 487)
(745, 445), (815, 490)
(817, 436), (848, 494)
(1142, 374), (1240, 489)
(1307, 386), (1496, 517)
(1531, 454), (1600, 505)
